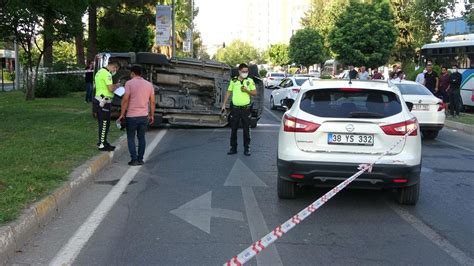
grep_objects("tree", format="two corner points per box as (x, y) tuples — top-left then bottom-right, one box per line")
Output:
(328, 0), (397, 69)
(267, 44), (290, 67)
(464, 0), (473, 24)
(289, 28), (327, 70)
(215, 40), (259, 67)
(0, 0), (85, 100)
(301, 0), (349, 55)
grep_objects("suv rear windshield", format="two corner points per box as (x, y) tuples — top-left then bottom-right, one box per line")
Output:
(300, 89), (402, 118)
(394, 84), (433, 95)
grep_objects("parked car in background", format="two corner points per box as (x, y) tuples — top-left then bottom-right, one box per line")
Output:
(264, 72), (286, 88)
(270, 77), (310, 110)
(393, 80), (445, 139)
(277, 80), (422, 205)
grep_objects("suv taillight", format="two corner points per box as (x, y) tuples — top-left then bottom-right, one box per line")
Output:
(437, 101), (446, 112)
(380, 118), (418, 136)
(283, 115), (320, 133)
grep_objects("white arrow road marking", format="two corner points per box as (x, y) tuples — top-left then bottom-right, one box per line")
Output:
(225, 159), (283, 266)
(170, 191), (244, 234)
(50, 130), (167, 266)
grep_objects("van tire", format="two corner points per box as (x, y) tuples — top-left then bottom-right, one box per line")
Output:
(396, 183), (419, 205)
(136, 52), (169, 65)
(278, 177), (297, 199)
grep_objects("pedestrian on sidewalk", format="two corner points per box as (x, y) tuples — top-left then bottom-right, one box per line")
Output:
(221, 63), (257, 156)
(94, 61), (120, 151)
(423, 63), (439, 94)
(447, 64), (462, 118)
(348, 65), (358, 80)
(358, 66), (369, 80)
(437, 66), (450, 103)
(85, 60), (94, 103)
(415, 68), (426, 84)
(371, 69), (384, 80)
(119, 65), (155, 166)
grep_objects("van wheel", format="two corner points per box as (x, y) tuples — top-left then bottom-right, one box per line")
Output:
(396, 183), (419, 205)
(422, 130), (439, 140)
(278, 177), (297, 199)
(270, 96), (277, 110)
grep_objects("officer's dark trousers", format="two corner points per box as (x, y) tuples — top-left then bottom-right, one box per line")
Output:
(230, 106), (251, 150)
(95, 100), (111, 146)
(448, 89), (461, 116)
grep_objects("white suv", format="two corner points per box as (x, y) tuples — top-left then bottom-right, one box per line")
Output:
(277, 80), (422, 205)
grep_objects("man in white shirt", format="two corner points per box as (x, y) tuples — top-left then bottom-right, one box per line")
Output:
(415, 69), (426, 84)
(358, 66), (369, 80)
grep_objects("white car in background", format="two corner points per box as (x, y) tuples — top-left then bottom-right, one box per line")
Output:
(270, 77), (310, 110)
(393, 80), (446, 139)
(264, 72), (286, 88)
(277, 80), (422, 205)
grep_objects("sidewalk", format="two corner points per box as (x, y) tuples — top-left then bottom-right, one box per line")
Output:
(444, 113), (474, 135)
(0, 136), (128, 263)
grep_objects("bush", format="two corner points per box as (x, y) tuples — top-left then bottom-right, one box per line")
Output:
(405, 63), (441, 81)
(259, 69), (268, 77)
(1, 70), (12, 82)
(35, 74), (85, 98)
(320, 75), (332, 79)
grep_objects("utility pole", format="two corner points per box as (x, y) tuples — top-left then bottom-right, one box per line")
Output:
(171, 0), (176, 58)
(14, 39), (20, 90)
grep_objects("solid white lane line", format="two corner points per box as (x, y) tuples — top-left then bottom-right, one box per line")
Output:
(50, 130), (167, 266)
(264, 106), (283, 122)
(388, 203), (474, 266)
(436, 139), (474, 153)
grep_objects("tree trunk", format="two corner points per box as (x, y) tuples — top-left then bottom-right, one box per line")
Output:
(87, 4), (97, 61)
(75, 31), (85, 66)
(43, 11), (54, 68)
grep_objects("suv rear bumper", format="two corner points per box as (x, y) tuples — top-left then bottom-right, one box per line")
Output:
(277, 159), (420, 188)
(419, 123), (444, 131)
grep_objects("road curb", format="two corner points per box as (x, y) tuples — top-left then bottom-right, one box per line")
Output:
(444, 120), (474, 135)
(0, 134), (127, 264)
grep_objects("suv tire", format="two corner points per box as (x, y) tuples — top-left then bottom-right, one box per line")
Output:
(422, 130), (439, 140)
(396, 182), (419, 205)
(270, 96), (277, 110)
(278, 177), (297, 199)
(136, 52), (169, 65)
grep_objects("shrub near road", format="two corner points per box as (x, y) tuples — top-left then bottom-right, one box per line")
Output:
(0, 92), (121, 223)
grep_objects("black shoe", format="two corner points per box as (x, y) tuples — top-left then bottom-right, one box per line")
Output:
(98, 145), (115, 152)
(128, 160), (139, 166)
(244, 149), (251, 156)
(138, 160), (145, 165)
(227, 148), (237, 155)
(105, 143), (116, 150)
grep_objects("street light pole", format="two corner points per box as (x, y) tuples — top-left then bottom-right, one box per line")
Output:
(171, 0), (176, 58)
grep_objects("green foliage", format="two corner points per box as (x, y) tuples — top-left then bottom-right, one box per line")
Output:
(2, 70), (13, 82)
(215, 40), (259, 67)
(53, 41), (77, 64)
(35, 62), (86, 98)
(267, 44), (290, 67)
(289, 28), (327, 69)
(259, 69), (268, 78)
(329, 0), (398, 69)
(320, 75), (333, 79)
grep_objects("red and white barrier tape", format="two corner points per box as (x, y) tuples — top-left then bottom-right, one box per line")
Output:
(224, 127), (417, 266)
(44, 70), (94, 75)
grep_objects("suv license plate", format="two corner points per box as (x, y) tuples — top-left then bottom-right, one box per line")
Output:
(328, 133), (374, 146)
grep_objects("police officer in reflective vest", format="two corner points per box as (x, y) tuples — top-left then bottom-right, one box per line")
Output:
(94, 61), (120, 151)
(221, 63), (257, 156)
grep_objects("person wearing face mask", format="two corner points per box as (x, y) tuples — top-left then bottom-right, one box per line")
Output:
(94, 61), (120, 151)
(221, 63), (257, 156)
(447, 64), (462, 118)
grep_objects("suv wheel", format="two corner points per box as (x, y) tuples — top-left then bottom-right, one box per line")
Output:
(270, 96), (277, 110)
(422, 130), (439, 140)
(278, 177), (297, 199)
(396, 182), (420, 205)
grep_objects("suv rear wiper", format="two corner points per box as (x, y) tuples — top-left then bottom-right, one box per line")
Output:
(349, 112), (384, 118)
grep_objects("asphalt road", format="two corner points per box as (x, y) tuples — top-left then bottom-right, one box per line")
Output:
(9, 88), (474, 266)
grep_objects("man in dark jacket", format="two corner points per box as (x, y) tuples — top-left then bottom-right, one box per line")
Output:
(447, 64), (463, 117)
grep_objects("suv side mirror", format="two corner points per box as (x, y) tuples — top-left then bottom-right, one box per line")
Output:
(281, 98), (295, 110)
(406, 102), (414, 112)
